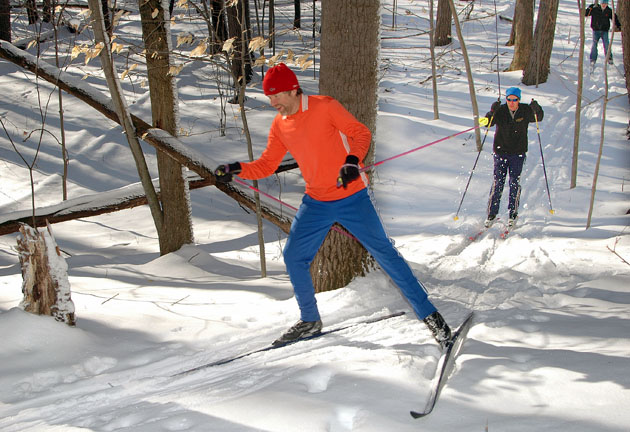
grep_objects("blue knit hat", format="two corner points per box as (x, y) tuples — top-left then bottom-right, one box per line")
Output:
(506, 87), (521, 100)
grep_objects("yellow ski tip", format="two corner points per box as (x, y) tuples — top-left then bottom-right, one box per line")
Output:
(549, 209), (555, 215)
(454, 216), (459, 221)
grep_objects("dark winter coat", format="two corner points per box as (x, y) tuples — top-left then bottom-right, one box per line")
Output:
(585, 4), (621, 31)
(486, 103), (544, 155)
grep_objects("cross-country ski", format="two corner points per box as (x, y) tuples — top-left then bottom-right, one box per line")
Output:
(410, 312), (475, 418)
(173, 311), (406, 376)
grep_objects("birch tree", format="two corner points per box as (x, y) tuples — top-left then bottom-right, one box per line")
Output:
(572, 0), (587, 189)
(429, 0), (439, 119)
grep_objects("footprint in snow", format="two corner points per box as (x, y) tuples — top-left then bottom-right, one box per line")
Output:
(295, 365), (335, 393)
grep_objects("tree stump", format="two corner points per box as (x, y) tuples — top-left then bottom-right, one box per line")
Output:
(17, 222), (76, 326)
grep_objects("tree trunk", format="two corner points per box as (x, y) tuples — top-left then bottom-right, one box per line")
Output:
(236, 0), (266, 277)
(139, 0), (195, 255)
(0, 0), (10, 42)
(26, 0), (38, 25)
(507, 7), (516, 46)
(17, 223), (75, 326)
(211, 0), (227, 53)
(448, 0), (482, 150)
(572, 0), (587, 189)
(522, 0), (559, 85)
(429, 0), (439, 119)
(507, 0), (534, 71)
(101, 0), (112, 38)
(435, 0), (452, 46)
(586, 77), (611, 228)
(316, 0), (379, 292)
(617, 0), (630, 104)
(43, 0), (52, 22)
(227, 0), (252, 87)
(269, 0), (275, 50)
(294, 0), (301, 29)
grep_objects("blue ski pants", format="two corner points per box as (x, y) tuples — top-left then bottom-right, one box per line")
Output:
(487, 153), (526, 218)
(283, 188), (437, 322)
(590, 30), (611, 63)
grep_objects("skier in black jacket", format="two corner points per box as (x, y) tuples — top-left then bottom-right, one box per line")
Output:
(480, 87), (544, 228)
(585, 0), (621, 65)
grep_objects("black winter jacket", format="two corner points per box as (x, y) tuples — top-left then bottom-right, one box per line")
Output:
(486, 103), (544, 155)
(585, 4), (620, 31)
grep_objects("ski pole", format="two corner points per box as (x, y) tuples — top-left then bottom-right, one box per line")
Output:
(454, 113), (495, 221)
(534, 110), (554, 214)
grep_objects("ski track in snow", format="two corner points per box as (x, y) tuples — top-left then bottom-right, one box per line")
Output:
(1, 0), (630, 431)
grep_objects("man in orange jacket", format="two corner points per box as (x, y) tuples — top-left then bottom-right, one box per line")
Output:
(215, 63), (451, 348)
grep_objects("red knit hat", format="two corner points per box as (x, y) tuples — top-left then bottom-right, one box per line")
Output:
(263, 63), (299, 95)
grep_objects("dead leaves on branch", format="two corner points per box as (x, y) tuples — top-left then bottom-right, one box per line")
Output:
(255, 49), (313, 71)
(71, 39), (139, 80)
(175, 34), (313, 73)
(73, 5), (313, 82)
(71, 42), (104, 65)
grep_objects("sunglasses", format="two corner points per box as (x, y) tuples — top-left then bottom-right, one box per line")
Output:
(506, 98), (519, 102)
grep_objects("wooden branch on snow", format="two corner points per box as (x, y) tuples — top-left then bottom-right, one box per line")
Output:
(1, 195), (148, 237)
(0, 41), (294, 236)
(607, 237), (630, 266)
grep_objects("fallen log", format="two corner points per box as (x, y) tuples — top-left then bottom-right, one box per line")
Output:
(0, 174), (294, 237)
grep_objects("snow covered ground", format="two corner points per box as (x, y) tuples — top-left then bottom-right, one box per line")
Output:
(1, 0), (629, 431)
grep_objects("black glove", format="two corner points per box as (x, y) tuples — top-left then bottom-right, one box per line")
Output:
(337, 155), (360, 189)
(491, 101), (501, 113)
(530, 99), (541, 113)
(214, 162), (241, 184)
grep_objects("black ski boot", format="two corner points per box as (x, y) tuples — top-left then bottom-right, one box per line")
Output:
(423, 311), (452, 349)
(508, 212), (518, 229)
(273, 319), (322, 346)
(484, 214), (497, 228)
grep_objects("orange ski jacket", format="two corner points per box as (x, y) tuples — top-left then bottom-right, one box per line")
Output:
(239, 95), (372, 201)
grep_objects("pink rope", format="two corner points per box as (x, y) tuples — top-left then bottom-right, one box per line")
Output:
(230, 124), (480, 239)
(233, 177), (354, 239)
(234, 177), (298, 211)
(362, 125), (479, 172)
